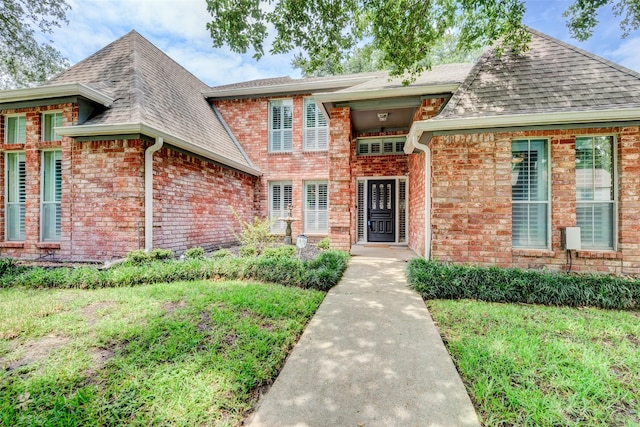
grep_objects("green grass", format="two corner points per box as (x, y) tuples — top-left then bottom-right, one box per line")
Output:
(0, 280), (324, 426)
(428, 300), (640, 426)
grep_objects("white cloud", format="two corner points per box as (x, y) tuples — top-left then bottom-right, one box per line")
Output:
(609, 37), (640, 72)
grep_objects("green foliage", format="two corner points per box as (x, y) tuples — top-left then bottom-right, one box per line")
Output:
(211, 248), (231, 258)
(316, 237), (331, 251)
(261, 245), (295, 259)
(564, 0), (639, 41)
(406, 259), (640, 310)
(0, 0), (71, 88)
(229, 206), (278, 254)
(125, 249), (173, 265)
(183, 247), (205, 260)
(239, 244), (257, 258)
(0, 257), (18, 277)
(0, 250), (350, 292)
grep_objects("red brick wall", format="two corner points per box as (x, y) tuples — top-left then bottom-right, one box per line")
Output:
(328, 107), (352, 249)
(152, 146), (255, 254)
(429, 126), (640, 275)
(215, 96), (329, 238)
(408, 152), (425, 256)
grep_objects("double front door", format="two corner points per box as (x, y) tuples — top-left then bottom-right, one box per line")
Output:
(367, 179), (395, 242)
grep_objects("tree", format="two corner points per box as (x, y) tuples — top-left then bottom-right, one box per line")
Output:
(0, 0), (71, 89)
(205, 0), (639, 82)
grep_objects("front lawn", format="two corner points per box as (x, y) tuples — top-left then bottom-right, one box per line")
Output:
(428, 300), (640, 426)
(0, 280), (324, 426)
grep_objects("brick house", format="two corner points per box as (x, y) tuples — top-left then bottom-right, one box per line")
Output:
(1, 29), (640, 274)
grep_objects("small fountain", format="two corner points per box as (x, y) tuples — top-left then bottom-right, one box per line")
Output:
(278, 204), (299, 245)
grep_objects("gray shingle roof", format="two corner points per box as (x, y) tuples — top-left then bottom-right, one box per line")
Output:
(47, 30), (257, 173)
(437, 28), (640, 120)
(333, 63), (473, 93)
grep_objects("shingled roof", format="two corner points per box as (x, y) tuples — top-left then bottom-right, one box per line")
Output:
(47, 30), (258, 175)
(437, 28), (640, 120)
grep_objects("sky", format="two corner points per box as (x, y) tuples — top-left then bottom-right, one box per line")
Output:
(44, 0), (640, 87)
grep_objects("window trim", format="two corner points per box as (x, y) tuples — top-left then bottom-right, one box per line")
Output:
(41, 111), (63, 142)
(356, 136), (407, 156)
(268, 99), (293, 153)
(303, 180), (329, 234)
(303, 98), (328, 151)
(4, 151), (26, 241)
(511, 138), (551, 250)
(268, 181), (293, 233)
(40, 149), (62, 242)
(575, 134), (618, 251)
(4, 114), (27, 144)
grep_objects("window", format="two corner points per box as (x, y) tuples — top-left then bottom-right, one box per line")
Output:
(5, 115), (26, 144)
(269, 181), (292, 233)
(511, 139), (549, 248)
(41, 150), (62, 241)
(304, 181), (328, 233)
(303, 98), (328, 150)
(269, 99), (293, 152)
(42, 112), (63, 142)
(357, 137), (406, 155)
(5, 152), (26, 241)
(576, 136), (615, 249)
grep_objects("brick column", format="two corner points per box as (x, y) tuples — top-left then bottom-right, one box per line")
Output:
(328, 107), (352, 250)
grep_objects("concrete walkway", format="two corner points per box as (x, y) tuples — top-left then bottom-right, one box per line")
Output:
(246, 246), (480, 427)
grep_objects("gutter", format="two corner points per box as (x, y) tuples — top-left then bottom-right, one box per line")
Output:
(144, 137), (163, 252)
(54, 122), (261, 176)
(0, 83), (114, 107)
(405, 107), (640, 151)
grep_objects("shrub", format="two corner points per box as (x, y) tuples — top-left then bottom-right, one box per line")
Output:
(149, 248), (173, 261)
(0, 257), (19, 277)
(211, 248), (231, 258)
(183, 247), (205, 260)
(316, 237), (330, 250)
(406, 259), (640, 310)
(239, 245), (257, 257)
(229, 206), (278, 254)
(125, 250), (149, 265)
(261, 245), (295, 259)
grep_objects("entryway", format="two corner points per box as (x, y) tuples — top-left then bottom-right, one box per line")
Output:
(356, 176), (407, 244)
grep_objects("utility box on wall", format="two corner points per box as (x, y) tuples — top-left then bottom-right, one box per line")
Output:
(561, 227), (581, 250)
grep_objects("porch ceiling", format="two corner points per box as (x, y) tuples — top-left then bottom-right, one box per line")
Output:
(350, 107), (417, 133)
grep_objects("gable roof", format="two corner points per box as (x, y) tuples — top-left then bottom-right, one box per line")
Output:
(46, 30), (259, 175)
(438, 28), (640, 120)
(405, 28), (640, 151)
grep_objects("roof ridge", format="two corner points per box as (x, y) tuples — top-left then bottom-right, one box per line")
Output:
(129, 31), (143, 123)
(527, 27), (640, 81)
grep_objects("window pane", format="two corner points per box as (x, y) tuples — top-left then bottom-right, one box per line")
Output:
(577, 203), (614, 249)
(512, 139), (548, 248)
(269, 100), (293, 152)
(269, 182), (292, 232)
(7, 116), (26, 144)
(43, 113), (63, 142)
(6, 152), (26, 241)
(41, 150), (62, 241)
(304, 181), (328, 233)
(303, 98), (328, 150)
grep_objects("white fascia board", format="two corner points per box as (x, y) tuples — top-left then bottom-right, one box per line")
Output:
(313, 84), (460, 104)
(0, 83), (114, 107)
(204, 75), (378, 98)
(55, 123), (261, 176)
(405, 108), (640, 153)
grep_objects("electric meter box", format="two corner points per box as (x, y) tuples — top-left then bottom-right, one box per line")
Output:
(561, 227), (581, 251)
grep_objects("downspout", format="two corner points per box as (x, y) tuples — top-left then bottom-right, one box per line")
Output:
(409, 134), (432, 260)
(144, 137), (163, 252)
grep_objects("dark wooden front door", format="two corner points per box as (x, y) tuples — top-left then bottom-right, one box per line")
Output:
(368, 180), (395, 242)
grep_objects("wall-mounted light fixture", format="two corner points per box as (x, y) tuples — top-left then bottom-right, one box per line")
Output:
(377, 112), (388, 122)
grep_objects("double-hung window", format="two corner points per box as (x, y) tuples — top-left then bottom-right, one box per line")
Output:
(269, 99), (293, 152)
(5, 115), (26, 144)
(42, 112), (63, 142)
(5, 152), (26, 241)
(511, 139), (549, 248)
(576, 136), (616, 249)
(304, 181), (328, 233)
(303, 98), (328, 150)
(269, 181), (292, 233)
(41, 150), (62, 241)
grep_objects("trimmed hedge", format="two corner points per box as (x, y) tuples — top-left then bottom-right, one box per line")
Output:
(0, 250), (350, 292)
(406, 258), (640, 310)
